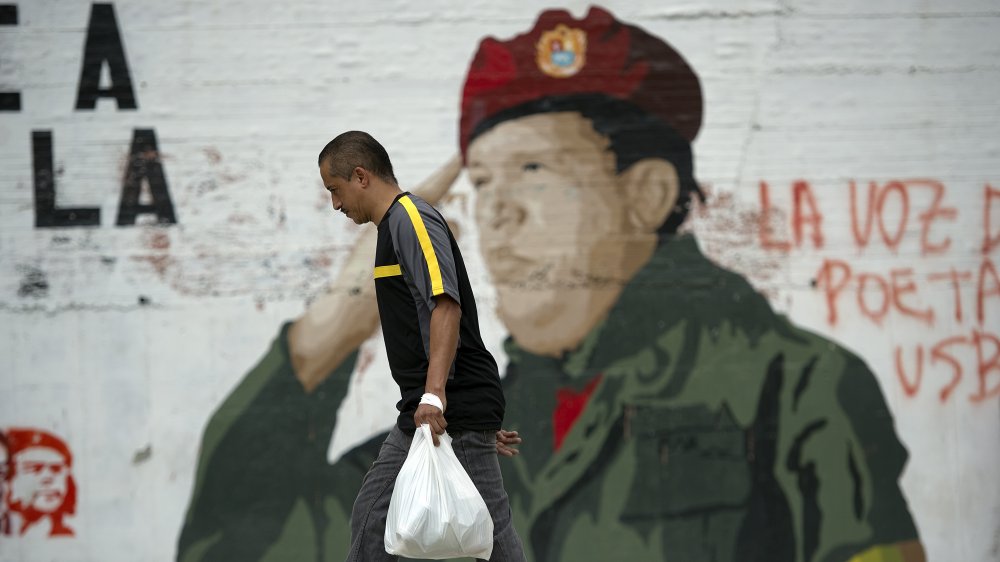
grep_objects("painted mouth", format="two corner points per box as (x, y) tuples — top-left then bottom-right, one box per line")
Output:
(37, 490), (64, 501)
(485, 247), (540, 280)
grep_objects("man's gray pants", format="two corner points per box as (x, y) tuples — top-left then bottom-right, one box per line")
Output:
(347, 425), (527, 562)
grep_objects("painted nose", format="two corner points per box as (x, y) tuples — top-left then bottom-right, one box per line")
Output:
(488, 200), (526, 234)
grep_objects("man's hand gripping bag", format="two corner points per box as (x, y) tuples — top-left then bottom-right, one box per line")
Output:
(384, 425), (494, 559)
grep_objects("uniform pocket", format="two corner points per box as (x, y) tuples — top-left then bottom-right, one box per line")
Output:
(621, 402), (752, 519)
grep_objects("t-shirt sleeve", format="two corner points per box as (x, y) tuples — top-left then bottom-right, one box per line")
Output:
(389, 195), (461, 309)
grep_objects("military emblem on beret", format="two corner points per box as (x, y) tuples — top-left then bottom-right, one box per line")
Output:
(536, 24), (587, 78)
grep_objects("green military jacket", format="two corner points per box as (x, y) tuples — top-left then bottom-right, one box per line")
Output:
(178, 235), (922, 562)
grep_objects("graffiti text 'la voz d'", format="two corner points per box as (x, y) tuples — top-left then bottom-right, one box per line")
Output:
(760, 180), (1000, 404)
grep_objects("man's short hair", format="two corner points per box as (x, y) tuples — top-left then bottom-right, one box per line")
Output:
(318, 131), (398, 185)
(469, 94), (704, 237)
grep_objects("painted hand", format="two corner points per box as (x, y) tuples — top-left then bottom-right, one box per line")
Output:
(289, 155), (462, 392)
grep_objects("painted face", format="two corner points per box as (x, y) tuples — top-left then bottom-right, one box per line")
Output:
(320, 165), (367, 225)
(10, 446), (69, 513)
(467, 112), (637, 355)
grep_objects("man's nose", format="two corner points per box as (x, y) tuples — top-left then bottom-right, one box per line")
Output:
(331, 194), (342, 211)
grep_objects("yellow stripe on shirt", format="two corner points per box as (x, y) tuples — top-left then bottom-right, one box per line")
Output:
(373, 264), (402, 279)
(398, 195), (445, 295)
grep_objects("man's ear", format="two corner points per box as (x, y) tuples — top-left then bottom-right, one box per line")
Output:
(618, 158), (679, 232)
(354, 166), (369, 187)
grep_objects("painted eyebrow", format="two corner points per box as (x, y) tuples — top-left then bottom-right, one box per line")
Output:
(510, 149), (554, 165)
(469, 150), (538, 170)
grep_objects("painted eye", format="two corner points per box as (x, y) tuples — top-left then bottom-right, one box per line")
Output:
(522, 162), (543, 172)
(470, 176), (489, 190)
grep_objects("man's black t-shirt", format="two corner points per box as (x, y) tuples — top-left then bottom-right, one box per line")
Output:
(373, 192), (504, 432)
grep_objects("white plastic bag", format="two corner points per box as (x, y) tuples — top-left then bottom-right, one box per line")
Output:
(384, 424), (494, 560)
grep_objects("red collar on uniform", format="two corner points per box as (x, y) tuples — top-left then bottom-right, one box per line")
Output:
(553, 373), (603, 450)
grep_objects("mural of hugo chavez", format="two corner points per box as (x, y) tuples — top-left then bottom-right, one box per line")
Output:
(178, 6), (925, 562)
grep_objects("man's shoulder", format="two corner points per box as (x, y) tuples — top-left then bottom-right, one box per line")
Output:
(400, 192), (432, 208)
(385, 193), (445, 232)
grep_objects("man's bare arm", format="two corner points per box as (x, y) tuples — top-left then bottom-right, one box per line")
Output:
(414, 295), (461, 445)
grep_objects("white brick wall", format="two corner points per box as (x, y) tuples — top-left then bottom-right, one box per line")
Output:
(1, 1), (997, 560)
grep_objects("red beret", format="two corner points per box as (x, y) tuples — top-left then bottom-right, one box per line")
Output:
(460, 6), (703, 159)
(5, 427), (73, 464)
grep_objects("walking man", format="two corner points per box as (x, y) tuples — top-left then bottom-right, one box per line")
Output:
(317, 131), (525, 561)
